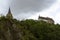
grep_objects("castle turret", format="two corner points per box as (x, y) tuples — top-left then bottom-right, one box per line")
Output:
(6, 8), (13, 19)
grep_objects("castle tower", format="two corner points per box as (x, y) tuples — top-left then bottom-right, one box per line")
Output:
(6, 8), (13, 19)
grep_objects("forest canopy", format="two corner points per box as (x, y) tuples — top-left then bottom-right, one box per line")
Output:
(0, 16), (60, 40)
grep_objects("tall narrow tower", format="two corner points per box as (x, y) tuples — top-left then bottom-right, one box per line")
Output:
(6, 8), (13, 19)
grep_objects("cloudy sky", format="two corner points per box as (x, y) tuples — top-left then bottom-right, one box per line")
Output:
(0, 0), (60, 24)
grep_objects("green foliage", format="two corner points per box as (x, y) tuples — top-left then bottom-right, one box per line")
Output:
(0, 16), (60, 40)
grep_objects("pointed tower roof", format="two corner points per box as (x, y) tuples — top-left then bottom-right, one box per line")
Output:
(8, 8), (11, 14)
(6, 8), (13, 19)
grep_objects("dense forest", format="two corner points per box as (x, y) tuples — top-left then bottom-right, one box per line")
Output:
(0, 16), (60, 40)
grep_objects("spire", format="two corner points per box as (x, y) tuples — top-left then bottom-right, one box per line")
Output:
(6, 7), (13, 19)
(8, 7), (11, 14)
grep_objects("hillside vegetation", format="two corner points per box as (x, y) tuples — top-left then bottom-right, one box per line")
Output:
(0, 16), (60, 40)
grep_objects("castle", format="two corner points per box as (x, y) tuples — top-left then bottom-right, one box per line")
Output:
(6, 8), (54, 24)
(38, 16), (54, 24)
(6, 8), (13, 19)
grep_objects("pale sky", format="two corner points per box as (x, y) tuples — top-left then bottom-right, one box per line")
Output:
(29, 0), (60, 24)
(0, 0), (60, 24)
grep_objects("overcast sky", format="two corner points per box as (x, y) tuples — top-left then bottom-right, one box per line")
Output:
(0, 0), (60, 24)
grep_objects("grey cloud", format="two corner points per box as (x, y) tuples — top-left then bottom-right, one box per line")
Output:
(10, 0), (56, 19)
(11, 0), (56, 13)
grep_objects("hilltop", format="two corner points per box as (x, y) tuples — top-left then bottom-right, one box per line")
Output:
(0, 16), (60, 40)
